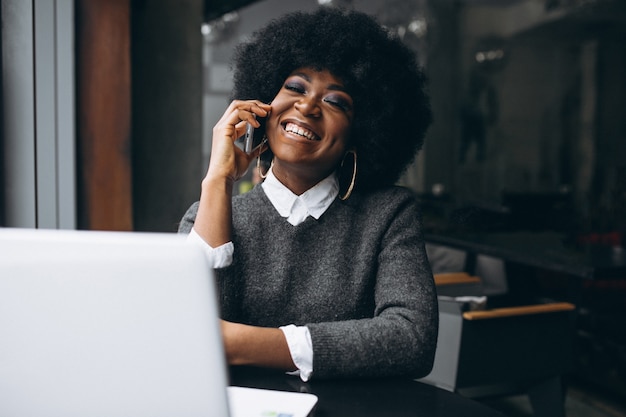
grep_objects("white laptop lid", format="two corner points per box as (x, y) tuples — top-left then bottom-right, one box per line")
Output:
(0, 228), (230, 417)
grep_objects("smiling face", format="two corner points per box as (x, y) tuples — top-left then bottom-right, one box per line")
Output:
(265, 68), (354, 194)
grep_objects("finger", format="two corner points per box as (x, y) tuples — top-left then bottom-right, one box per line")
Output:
(215, 100), (271, 142)
(233, 120), (248, 139)
(222, 107), (261, 132)
(242, 100), (271, 118)
(239, 104), (270, 127)
(247, 100), (272, 116)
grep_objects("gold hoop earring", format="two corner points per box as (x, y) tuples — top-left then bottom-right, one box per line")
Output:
(257, 136), (271, 179)
(339, 150), (357, 200)
(258, 159), (273, 180)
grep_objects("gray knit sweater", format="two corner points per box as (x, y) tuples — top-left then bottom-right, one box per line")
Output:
(178, 185), (438, 379)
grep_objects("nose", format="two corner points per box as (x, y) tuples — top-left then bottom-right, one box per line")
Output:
(294, 96), (321, 118)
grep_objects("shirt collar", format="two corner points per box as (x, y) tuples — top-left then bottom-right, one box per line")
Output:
(261, 167), (338, 222)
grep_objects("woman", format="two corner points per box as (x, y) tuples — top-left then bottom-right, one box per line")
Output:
(179, 7), (437, 380)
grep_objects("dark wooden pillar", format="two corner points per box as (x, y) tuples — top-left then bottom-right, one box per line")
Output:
(76, 0), (133, 230)
(131, 0), (204, 232)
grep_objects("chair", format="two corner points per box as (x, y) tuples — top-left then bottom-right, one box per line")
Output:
(433, 272), (483, 296)
(421, 273), (576, 417)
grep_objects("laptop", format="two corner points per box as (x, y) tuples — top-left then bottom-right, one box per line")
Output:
(0, 228), (317, 417)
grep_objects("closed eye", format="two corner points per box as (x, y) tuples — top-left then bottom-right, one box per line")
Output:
(284, 81), (306, 94)
(323, 95), (352, 112)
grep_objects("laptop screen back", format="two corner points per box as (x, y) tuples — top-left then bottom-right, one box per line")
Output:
(0, 228), (229, 417)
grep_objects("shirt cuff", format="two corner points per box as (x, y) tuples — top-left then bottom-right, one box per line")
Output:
(186, 228), (234, 269)
(280, 324), (313, 382)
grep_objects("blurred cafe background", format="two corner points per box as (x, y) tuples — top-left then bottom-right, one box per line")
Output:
(2, 0), (625, 415)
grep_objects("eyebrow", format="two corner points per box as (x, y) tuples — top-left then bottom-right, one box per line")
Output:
(292, 72), (350, 94)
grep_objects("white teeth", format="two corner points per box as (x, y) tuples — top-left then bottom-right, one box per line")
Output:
(285, 122), (317, 140)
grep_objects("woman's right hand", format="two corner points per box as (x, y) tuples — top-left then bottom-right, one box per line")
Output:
(194, 100), (271, 248)
(206, 100), (272, 184)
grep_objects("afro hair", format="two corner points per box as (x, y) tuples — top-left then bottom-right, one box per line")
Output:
(231, 7), (432, 192)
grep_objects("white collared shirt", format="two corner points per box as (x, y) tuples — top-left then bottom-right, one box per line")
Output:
(261, 167), (338, 225)
(187, 168), (339, 381)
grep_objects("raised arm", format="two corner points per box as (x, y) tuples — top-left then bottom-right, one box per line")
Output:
(190, 100), (297, 371)
(192, 100), (270, 247)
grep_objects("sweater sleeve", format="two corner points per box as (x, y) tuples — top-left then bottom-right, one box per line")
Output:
(177, 201), (199, 234)
(306, 192), (438, 379)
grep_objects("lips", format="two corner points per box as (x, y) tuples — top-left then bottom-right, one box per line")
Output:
(283, 122), (320, 141)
